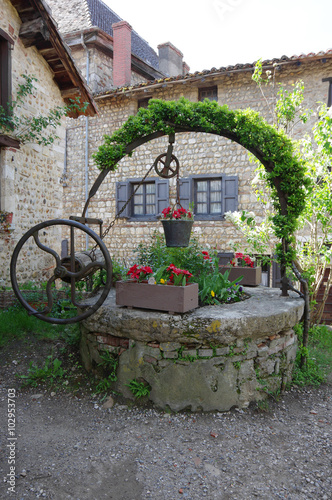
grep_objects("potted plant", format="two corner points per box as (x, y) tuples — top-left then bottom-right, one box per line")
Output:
(160, 206), (194, 247)
(116, 263), (199, 313)
(0, 211), (13, 232)
(220, 252), (262, 286)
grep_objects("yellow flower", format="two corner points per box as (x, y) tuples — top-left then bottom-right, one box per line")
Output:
(160, 278), (166, 284)
(211, 290), (215, 297)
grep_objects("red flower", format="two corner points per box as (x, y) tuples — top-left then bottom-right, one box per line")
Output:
(140, 266), (153, 274)
(161, 206), (194, 220)
(167, 263), (193, 284)
(202, 250), (211, 260)
(127, 264), (140, 279)
(233, 253), (254, 268)
(127, 264), (154, 281)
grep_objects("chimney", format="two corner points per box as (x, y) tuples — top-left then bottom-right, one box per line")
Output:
(158, 42), (184, 77)
(183, 61), (190, 75)
(112, 20), (132, 87)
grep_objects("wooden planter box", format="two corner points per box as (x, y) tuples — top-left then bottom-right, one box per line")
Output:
(220, 266), (262, 286)
(116, 281), (199, 314)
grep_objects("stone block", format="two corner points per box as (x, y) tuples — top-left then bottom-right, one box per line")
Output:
(163, 351), (178, 359)
(160, 342), (181, 352)
(143, 355), (158, 365)
(256, 357), (276, 376)
(142, 346), (162, 360)
(245, 343), (258, 358)
(198, 349), (214, 358)
(182, 349), (197, 358)
(215, 347), (229, 356)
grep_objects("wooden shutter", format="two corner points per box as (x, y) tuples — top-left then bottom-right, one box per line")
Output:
(0, 29), (14, 111)
(222, 176), (238, 214)
(155, 179), (169, 215)
(178, 178), (192, 210)
(116, 181), (129, 217)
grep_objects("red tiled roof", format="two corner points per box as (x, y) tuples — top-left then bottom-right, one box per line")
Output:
(95, 49), (332, 100)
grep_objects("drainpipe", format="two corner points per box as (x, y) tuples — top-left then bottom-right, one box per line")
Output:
(81, 33), (90, 250)
(62, 129), (68, 186)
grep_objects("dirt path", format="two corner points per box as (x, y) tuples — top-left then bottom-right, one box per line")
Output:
(0, 337), (331, 500)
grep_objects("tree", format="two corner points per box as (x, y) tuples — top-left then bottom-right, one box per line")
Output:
(228, 60), (332, 366)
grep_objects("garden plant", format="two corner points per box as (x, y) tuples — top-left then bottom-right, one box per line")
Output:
(225, 60), (332, 366)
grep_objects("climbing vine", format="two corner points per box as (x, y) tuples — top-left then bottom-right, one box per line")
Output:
(92, 97), (308, 269)
(0, 74), (88, 146)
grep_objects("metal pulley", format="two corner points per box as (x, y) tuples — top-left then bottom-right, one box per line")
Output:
(154, 133), (180, 178)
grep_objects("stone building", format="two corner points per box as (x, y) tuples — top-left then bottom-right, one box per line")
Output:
(14, 0), (332, 286)
(0, 0), (96, 286)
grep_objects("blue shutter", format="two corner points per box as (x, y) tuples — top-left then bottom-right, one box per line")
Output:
(178, 178), (192, 210)
(223, 176), (238, 214)
(116, 181), (130, 217)
(155, 179), (169, 215)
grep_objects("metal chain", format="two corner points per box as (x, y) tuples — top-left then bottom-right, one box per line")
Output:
(175, 170), (183, 210)
(90, 163), (155, 251)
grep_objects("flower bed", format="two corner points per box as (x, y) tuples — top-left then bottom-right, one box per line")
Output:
(116, 281), (199, 314)
(220, 252), (262, 287)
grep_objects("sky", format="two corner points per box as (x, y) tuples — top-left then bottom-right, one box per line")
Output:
(103, 0), (332, 72)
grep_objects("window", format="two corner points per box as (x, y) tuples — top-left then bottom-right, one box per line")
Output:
(322, 77), (332, 107)
(178, 174), (238, 220)
(0, 28), (14, 113)
(195, 178), (222, 215)
(198, 86), (218, 102)
(116, 178), (169, 220)
(137, 98), (151, 110)
(132, 181), (155, 216)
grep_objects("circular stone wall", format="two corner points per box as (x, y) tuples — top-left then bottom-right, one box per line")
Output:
(80, 287), (304, 412)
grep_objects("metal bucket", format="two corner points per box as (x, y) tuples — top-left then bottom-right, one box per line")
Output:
(161, 220), (194, 247)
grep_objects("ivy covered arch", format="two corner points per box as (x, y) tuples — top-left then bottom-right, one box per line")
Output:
(92, 98), (308, 294)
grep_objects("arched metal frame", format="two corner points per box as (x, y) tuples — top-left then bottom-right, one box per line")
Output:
(82, 126), (289, 296)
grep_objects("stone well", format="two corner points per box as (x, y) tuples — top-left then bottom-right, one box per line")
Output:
(80, 287), (304, 412)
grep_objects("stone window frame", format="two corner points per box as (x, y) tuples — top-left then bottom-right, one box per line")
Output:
(116, 177), (169, 221)
(198, 86), (218, 102)
(178, 173), (238, 221)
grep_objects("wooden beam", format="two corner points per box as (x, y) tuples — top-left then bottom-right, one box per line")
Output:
(0, 135), (20, 149)
(61, 88), (80, 98)
(19, 16), (50, 48)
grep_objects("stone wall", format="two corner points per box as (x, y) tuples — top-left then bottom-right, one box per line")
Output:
(63, 58), (332, 265)
(0, 1), (68, 286)
(80, 287), (304, 411)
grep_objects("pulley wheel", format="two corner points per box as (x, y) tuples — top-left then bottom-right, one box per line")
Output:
(10, 219), (112, 324)
(154, 153), (180, 178)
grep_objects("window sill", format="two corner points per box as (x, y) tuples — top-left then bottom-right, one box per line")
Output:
(127, 216), (159, 222)
(194, 215), (225, 221)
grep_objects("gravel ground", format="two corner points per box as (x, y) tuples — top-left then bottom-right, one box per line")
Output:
(0, 339), (331, 500)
